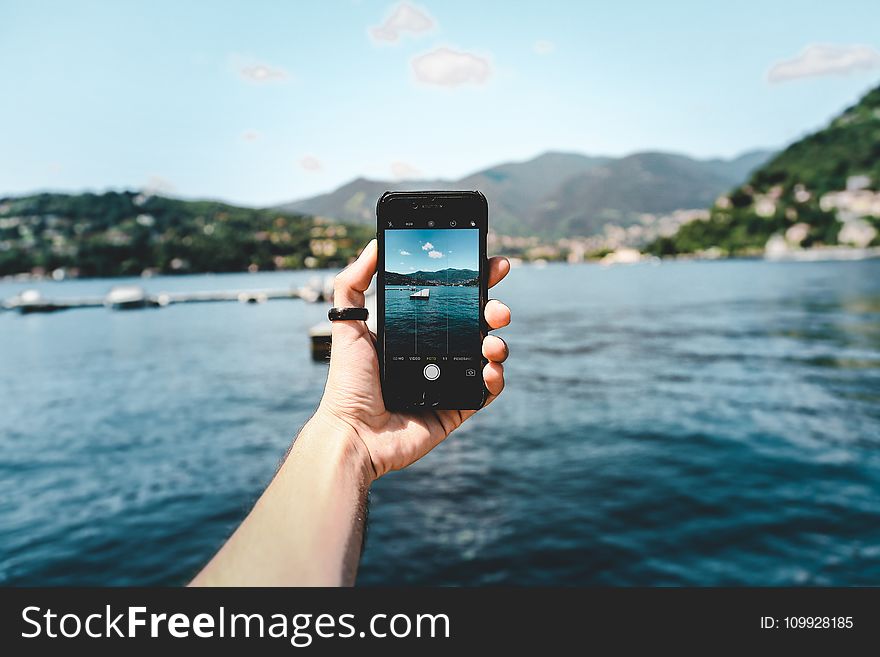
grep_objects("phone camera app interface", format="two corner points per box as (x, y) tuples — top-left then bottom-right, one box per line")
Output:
(384, 228), (480, 403)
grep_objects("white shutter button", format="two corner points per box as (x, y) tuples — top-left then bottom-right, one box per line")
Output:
(423, 364), (440, 381)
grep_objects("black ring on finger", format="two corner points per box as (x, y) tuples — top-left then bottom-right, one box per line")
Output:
(328, 307), (368, 321)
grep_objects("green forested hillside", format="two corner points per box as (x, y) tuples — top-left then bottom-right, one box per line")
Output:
(749, 85), (880, 196)
(384, 268), (478, 286)
(0, 191), (371, 277)
(648, 84), (880, 256)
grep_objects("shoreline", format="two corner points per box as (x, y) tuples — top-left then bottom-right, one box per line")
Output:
(4, 246), (880, 285)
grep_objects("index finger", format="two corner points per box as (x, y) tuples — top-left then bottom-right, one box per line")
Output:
(488, 256), (510, 289)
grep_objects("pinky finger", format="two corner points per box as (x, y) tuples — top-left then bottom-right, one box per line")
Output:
(483, 361), (505, 397)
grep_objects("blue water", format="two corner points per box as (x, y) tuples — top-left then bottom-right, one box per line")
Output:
(1, 260), (879, 585)
(385, 286), (480, 354)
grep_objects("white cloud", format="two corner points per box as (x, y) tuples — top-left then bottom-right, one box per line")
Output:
(241, 130), (260, 142)
(411, 47), (492, 87)
(533, 40), (555, 55)
(144, 175), (176, 196)
(391, 161), (420, 178)
(428, 250), (443, 258)
(421, 242), (434, 251)
(767, 44), (880, 83)
(239, 62), (289, 83)
(300, 156), (322, 171)
(370, 2), (434, 43)
(399, 250), (411, 255)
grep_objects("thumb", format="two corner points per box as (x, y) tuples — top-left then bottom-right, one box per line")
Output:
(332, 239), (377, 309)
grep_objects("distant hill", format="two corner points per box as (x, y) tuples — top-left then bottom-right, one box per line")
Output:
(278, 150), (772, 238)
(0, 191), (371, 277)
(532, 151), (772, 236)
(648, 84), (880, 256)
(385, 268), (478, 286)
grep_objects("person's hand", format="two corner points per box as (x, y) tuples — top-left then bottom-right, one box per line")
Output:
(316, 239), (511, 480)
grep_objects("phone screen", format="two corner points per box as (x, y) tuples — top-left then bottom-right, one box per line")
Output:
(379, 197), (486, 410)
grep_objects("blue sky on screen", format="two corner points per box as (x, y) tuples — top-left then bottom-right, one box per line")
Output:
(1, 0), (879, 205)
(385, 229), (478, 273)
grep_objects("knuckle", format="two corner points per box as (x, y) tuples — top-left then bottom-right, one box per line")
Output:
(334, 270), (350, 290)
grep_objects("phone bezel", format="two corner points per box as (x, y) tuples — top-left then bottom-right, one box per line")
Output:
(376, 190), (489, 411)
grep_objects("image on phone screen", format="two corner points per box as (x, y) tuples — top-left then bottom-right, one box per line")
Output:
(382, 226), (483, 408)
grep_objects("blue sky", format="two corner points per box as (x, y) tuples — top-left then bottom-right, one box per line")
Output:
(1, 0), (879, 206)
(385, 229), (478, 272)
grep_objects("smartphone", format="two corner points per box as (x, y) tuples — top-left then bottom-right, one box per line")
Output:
(376, 190), (488, 410)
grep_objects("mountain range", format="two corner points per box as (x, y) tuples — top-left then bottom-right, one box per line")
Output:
(385, 268), (479, 286)
(278, 150), (773, 237)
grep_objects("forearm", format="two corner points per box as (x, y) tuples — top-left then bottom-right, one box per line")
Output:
(190, 413), (373, 586)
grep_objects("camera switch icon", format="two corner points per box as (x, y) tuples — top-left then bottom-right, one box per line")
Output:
(465, 368), (476, 377)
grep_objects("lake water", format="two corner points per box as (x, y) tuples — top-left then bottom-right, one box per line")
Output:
(385, 285), (480, 354)
(1, 259), (879, 585)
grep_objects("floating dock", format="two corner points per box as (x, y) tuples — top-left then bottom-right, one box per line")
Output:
(2, 281), (332, 315)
